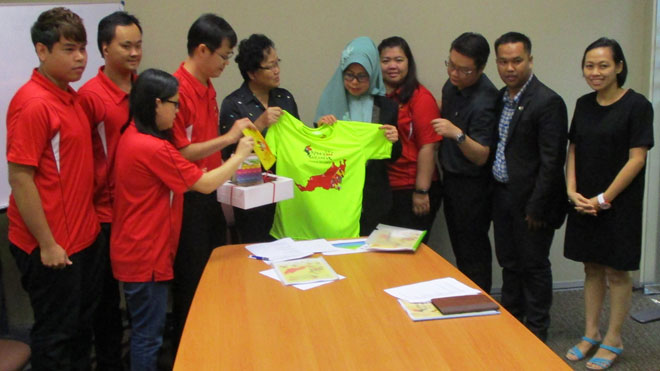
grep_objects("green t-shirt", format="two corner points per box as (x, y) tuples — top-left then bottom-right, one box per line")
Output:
(266, 112), (392, 240)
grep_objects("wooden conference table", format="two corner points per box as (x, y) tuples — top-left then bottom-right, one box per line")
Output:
(174, 244), (570, 370)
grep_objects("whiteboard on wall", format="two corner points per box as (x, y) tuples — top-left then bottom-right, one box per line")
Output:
(0, 2), (122, 209)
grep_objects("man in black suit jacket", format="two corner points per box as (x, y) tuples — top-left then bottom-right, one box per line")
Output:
(491, 32), (568, 342)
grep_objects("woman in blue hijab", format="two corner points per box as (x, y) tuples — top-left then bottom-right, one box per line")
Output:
(315, 36), (401, 235)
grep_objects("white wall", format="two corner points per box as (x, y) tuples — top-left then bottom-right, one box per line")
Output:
(127, 0), (654, 124)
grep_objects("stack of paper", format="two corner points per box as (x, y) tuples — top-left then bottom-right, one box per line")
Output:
(246, 241), (345, 290)
(384, 277), (481, 302)
(245, 238), (311, 262)
(385, 278), (499, 321)
(397, 300), (499, 321)
(272, 257), (340, 285)
(259, 268), (345, 291)
(246, 238), (345, 262)
(365, 224), (426, 252)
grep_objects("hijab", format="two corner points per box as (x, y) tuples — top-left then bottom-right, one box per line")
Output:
(315, 36), (386, 122)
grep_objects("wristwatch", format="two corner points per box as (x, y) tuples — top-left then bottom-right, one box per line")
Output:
(414, 189), (429, 195)
(597, 193), (611, 210)
(455, 132), (466, 144)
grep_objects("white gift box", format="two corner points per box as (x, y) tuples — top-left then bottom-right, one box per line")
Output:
(217, 174), (293, 210)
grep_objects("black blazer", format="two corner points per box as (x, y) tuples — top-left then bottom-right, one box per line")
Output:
(372, 95), (401, 160)
(361, 95), (400, 234)
(495, 75), (568, 229)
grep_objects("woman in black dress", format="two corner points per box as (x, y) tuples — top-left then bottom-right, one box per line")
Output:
(564, 38), (654, 370)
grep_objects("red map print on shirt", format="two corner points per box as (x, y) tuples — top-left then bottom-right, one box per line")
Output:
(296, 160), (347, 192)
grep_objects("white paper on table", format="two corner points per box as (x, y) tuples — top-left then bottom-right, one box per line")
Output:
(245, 238), (311, 262)
(322, 238), (369, 255)
(384, 277), (481, 303)
(292, 239), (337, 254)
(323, 248), (367, 256)
(259, 269), (346, 290)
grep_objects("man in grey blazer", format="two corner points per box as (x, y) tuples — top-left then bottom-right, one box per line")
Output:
(491, 32), (568, 342)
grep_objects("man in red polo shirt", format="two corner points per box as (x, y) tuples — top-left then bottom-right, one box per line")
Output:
(170, 13), (254, 348)
(78, 11), (142, 369)
(6, 7), (103, 370)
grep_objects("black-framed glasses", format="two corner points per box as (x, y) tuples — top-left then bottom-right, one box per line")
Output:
(164, 99), (180, 109)
(343, 71), (369, 83)
(259, 58), (281, 71)
(445, 60), (475, 77)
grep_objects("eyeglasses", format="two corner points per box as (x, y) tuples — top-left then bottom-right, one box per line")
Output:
(445, 60), (475, 77)
(259, 58), (281, 71)
(164, 99), (180, 109)
(343, 72), (369, 83)
(216, 51), (234, 61)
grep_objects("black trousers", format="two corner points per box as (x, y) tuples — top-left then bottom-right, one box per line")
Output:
(442, 172), (493, 293)
(385, 183), (440, 244)
(93, 223), (124, 371)
(0, 252), (8, 335)
(10, 234), (105, 371)
(492, 183), (554, 341)
(234, 203), (276, 243)
(172, 191), (226, 347)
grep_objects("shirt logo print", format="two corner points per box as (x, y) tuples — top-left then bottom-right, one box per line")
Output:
(303, 145), (334, 162)
(296, 160), (347, 192)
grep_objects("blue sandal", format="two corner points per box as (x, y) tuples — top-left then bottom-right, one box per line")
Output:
(586, 344), (623, 370)
(565, 336), (600, 361)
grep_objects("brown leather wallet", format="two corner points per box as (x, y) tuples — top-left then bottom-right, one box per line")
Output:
(431, 294), (499, 314)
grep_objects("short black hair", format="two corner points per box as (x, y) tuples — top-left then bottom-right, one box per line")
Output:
(236, 34), (274, 82)
(186, 13), (237, 56)
(450, 32), (490, 71)
(97, 11), (142, 56)
(31, 7), (86, 51)
(494, 32), (532, 55)
(582, 37), (628, 87)
(378, 36), (419, 104)
(129, 68), (178, 140)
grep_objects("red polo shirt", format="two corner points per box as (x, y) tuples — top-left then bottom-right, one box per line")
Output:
(6, 69), (100, 255)
(171, 63), (222, 172)
(111, 124), (203, 282)
(387, 84), (442, 189)
(78, 66), (134, 223)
